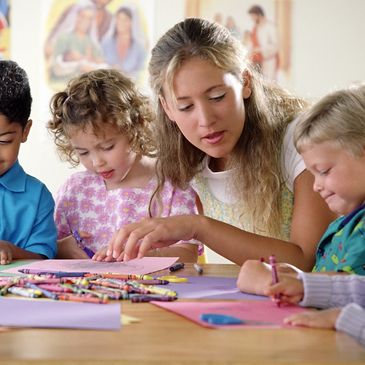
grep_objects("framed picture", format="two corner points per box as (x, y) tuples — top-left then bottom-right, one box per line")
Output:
(44, 0), (151, 90)
(185, 0), (292, 85)
(0, 0), (10, 60)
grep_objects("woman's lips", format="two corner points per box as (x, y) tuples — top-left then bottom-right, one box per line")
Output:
(203, 131), (224, 144)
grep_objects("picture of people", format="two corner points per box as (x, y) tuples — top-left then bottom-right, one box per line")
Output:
(246, 4), (279, 81)
(198, 0), (290, 85)
(0, 0), (10, 60)
(44, 0), (148, 89)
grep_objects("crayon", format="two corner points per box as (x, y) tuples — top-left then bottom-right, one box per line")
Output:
(193, 263), (203, 275)
(169, 262), (185, 272)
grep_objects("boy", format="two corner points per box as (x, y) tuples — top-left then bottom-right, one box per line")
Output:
(0, 60), (57, 264)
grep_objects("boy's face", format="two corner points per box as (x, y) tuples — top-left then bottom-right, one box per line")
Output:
(0, 115), (31, 177)
(301, 140), (365, 216)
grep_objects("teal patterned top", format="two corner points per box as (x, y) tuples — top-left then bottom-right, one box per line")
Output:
(313, 205), (365, 274)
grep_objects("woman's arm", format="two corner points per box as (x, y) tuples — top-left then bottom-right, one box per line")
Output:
(108, 171), (334, 269)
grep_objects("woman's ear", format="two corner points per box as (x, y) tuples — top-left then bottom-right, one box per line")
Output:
(21, 120), (32, 143)
(159, 95), (175, 122)
(242, 70), (252, 99)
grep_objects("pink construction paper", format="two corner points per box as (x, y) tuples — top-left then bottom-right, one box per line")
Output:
(152, 300), (307, 329)
(2, 257), (178, 275)
(0, 297), (121, 330)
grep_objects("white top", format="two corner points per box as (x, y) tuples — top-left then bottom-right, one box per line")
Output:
(197, 119), (305, 204)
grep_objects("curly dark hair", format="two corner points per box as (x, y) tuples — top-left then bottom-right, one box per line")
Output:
(0, 60), (32, 128)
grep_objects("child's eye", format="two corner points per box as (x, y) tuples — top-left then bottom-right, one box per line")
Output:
(77, 150), (88, 156)
(102, 145), (114, 151)
(319, 168), (330, 176)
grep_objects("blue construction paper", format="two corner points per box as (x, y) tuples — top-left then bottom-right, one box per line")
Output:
(0, 297), (121, 331)
(167, 276), (267, 300)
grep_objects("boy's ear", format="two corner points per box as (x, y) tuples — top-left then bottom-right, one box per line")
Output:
(21, 120), (32, 143)
(159, 95), (175, 122)
(242, 70), (252, 99)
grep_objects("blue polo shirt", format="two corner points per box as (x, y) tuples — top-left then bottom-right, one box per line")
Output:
(0, 160), (57, 258)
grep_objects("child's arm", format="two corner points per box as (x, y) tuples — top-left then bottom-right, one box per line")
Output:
(236, 259), (301, 295)
(0, 240), (47, 265)
(56, 235), (90, 259)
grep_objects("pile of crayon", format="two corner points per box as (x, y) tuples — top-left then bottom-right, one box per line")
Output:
(0, 270), (178, 304)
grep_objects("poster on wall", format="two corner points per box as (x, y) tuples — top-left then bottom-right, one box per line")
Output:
(0, 0), (10, 60)
(44, 0), (150, 90)
(186, 0), (291, 86)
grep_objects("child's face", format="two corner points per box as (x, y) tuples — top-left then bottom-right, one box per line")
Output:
(0, 115), (31, 177)
(301, 140), (365, 215)
(160, 57), (251, 170)
(69, 123), (135, 190)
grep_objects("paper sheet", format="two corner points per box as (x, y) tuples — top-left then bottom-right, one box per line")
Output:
(168, 276), (267, 300)
(0, 297), (121, 330)
(152, 300), (307, 329)
(2, 257), (178, 275)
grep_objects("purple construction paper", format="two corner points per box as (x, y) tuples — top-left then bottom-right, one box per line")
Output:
(167, 276), (267, 300)
(0, 297), (121, 331)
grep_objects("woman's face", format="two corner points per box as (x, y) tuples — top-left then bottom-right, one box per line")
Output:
(116, 12), (132, 34)
(160, 57), (251, 165)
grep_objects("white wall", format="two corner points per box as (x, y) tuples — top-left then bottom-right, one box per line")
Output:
(8, 0), (365, 263)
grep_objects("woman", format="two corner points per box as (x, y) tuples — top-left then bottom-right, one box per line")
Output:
(105, 18), (334, 269)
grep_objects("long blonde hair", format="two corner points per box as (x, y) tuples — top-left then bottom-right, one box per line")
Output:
(149, 18), (306, 236)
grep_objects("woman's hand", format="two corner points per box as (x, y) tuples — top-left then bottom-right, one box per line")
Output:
(93, 246), (117, 262)
(107, 215), (199, 261)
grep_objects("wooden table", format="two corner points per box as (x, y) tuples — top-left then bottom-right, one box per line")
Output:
(0, 263), (364, 365)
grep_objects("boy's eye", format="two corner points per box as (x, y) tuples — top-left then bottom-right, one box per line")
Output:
(319, 168), (330, 176)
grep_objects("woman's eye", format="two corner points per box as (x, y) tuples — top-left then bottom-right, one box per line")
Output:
(178, 104), (193, 112)
(210, 93), (225, 101)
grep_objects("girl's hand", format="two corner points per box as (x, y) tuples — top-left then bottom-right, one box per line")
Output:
(57, 232), (91, 259)
(284, 308), (341, 329)
(0, 241), (13, 265)
(107, 215), (198, 261)
(264, 276), (304, 305)
(236, 260), (272, 295)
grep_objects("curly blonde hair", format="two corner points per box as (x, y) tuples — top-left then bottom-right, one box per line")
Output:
(47, 68), (156, 166)
(149, 18), (307, 237)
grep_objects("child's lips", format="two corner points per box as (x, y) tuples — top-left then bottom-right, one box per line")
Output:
(100, 170), (114, 179)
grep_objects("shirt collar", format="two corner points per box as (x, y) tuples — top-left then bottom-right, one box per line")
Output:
(0, 160), (26, 192)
